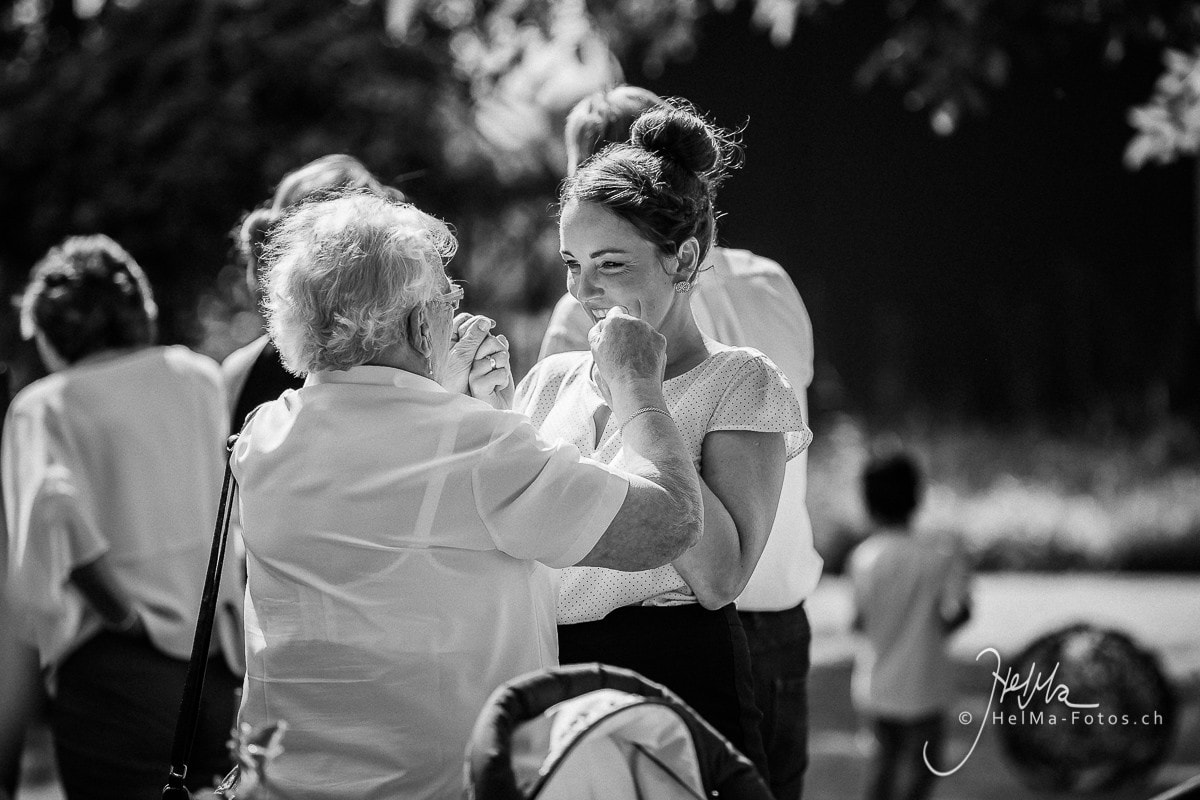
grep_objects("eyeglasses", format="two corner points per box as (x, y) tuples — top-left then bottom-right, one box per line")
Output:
(431, 281), (464, 313)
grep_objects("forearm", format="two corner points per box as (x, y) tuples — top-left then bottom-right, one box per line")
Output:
(674, 431), (785, 608)
(577, 396), (703, 570)
(672, 478), (754, 609)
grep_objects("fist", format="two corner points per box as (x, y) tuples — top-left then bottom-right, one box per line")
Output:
(588, 306), (666, 391)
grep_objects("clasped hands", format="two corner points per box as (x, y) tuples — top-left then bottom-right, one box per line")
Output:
(444, 312), (514, 409)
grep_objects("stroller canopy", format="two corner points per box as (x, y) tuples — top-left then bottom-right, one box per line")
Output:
(465, 663), (772, 800)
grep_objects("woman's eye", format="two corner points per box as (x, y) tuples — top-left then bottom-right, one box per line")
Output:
(563, 261), (580, 273)
(599, 261), (626, 272)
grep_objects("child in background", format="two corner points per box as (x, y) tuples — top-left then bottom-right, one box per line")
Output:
(849, 453), (972, 800)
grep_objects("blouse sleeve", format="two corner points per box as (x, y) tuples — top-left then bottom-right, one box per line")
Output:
(472, 416), (628, 569)
(2, 398), (107, 632)
(707, 353), (812, 460)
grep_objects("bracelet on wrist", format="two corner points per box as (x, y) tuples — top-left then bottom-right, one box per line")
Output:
(618, 406), (672, 434)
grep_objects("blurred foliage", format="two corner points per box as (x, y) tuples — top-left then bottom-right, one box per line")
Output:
(810, 414), (1200, 573)
(1126, 46), (1200, 166)
(852, 1), (1200, 137)
(0, 0), (847, 372)
(0, 0), (630, 363)
(0, 0), (1196, 387)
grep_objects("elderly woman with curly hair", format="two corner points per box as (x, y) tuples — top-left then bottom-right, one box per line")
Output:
(233, 190), (704, 800)
(2, 235), (240, 800)
(222, 154), (408, 434)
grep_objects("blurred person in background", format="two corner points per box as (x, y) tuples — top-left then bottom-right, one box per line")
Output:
(849, 452), (973, 800)
(1, 235), (241, 800)
(234, 190), (703, 799)
(0, 555), (38, 800)
(222, 153), (408, 434)
(517, 100), (811, 778)
(537, 85), (823, 800)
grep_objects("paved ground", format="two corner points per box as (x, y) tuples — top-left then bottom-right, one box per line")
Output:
(804, 575), (1200, 800)
(17, 574), (1200, 799)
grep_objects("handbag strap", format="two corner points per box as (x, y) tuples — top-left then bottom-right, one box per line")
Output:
(163, 433), (241, 799)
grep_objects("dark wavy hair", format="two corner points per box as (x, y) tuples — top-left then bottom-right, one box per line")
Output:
(20, 234), (158, 364)
(236, 154), (407, 290)
(559, 100), (741, 266)
(862, 452), (923, 527)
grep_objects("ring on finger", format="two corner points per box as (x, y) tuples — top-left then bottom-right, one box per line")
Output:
(486, 355), (498, 371)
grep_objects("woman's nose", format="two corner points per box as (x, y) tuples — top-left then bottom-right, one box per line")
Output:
(571, 269), (601, 302)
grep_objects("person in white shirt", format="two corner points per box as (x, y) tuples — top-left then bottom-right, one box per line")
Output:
(2, 235), (240, 799)
(538, 85), (823, 800)
(849, 453), (972, 800)
(234, 190), (703, 800)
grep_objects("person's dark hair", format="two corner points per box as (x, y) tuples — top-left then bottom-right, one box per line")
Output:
(861, 452), (923, 527)
(236, 154), (406, 288)
(559, 99), (741, 266)
(19, 234), (158, 364)
(565, 85), (665, 169)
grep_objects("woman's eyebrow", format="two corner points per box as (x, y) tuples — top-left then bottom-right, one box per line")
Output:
(559, 247), (633, 258)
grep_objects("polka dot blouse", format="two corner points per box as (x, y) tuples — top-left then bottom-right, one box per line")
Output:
(514, 340), (812, 624)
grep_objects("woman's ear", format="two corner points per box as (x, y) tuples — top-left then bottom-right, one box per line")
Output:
(674, 237), (702, 283)
(406, 304), (432, 358)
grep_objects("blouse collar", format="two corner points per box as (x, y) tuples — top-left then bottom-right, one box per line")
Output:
(306, 364), (446, 392)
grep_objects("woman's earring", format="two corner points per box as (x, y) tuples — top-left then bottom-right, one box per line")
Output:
(424, 354), (433, 377)
(674, 281), (692, 294)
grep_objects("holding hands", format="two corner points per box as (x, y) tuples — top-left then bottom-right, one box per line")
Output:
(444, 313), (514, 409)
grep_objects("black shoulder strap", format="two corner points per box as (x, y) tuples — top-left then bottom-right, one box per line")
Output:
(162, 432), (242, 799)
(229, 340), (303, 436)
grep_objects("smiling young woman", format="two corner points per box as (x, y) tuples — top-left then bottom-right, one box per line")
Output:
(515, 101), (812, 777)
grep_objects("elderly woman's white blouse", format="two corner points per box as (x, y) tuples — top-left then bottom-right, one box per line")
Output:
(232, 365), (628, 800)
(515, 342), (811, 624)
(1, 347), (234, 675)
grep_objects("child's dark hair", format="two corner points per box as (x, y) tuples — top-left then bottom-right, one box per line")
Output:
(20, 234), (158, 363)
(861, 452), (922, 527)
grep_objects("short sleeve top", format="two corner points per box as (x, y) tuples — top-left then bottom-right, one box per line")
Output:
(232, 365), (630, 799)
(1, 347), (232, 672)
(515, 341), (811, 624)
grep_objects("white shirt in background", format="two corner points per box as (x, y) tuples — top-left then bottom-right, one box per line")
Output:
(232, 365), (628, 800)
(1, 346), (238, 675)
(849, 531), (973, 719)
(538, 247), (823, 611)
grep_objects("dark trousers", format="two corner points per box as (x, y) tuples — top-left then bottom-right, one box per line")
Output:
(866, 714), (943, 800)
(739, 602), (812, 800)
(50, 631), (240, 800)
(558, 603), (769, 780)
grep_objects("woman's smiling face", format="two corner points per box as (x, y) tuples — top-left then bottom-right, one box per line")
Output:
(559, 200), (682, 330)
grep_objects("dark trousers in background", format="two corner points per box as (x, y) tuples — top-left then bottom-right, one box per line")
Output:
(50, 631), (240, 800)
(866, 713), (943, 800)
(739, 602), (812, 800)
(557, 603), (769, 781)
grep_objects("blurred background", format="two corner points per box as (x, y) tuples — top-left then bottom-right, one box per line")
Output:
(2, 0), (1200, 798)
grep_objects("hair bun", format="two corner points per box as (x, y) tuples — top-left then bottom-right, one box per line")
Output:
(630, 105), (723, 179)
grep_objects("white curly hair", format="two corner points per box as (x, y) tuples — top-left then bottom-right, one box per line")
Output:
(262, 191), (457, 375)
